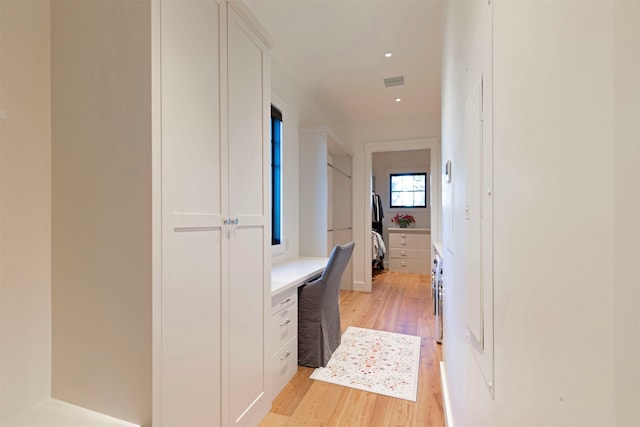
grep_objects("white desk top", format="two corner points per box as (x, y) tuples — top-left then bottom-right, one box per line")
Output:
(271, 257), (328, 297)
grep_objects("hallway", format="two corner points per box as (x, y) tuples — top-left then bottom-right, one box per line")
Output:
(259, 271), (445, 427)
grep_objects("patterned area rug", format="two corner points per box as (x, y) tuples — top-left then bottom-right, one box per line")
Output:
(310, 326), (421, 401)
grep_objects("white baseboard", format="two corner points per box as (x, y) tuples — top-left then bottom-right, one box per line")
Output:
(2, 399), (139, 427)
(440, 361), (455, 427)
(352, 280), (369, 292)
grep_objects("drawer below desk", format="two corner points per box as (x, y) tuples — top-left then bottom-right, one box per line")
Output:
(270, 338), (298, 396)
(271, 288), (297, 315)
(269, 303), (298, 356)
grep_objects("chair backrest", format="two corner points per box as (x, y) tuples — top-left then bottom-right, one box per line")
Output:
(321, 241), (355, 302)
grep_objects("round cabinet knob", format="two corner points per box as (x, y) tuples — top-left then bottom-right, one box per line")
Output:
(401, 250), (407, 256)
(401, 233), (407, 238)
(401, 240), (407, 246)
(401, 261), (407, 266)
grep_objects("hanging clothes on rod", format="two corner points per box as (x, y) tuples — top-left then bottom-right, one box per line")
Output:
(371, 192), (385, 271)
(372, 192), (384, 234)
(371, 229), (386, 270)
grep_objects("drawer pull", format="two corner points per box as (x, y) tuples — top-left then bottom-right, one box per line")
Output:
(280, 297), (291, 305)
(280, 319), (291, 327)
(401, 240), (407, 246)
(280, 351), (291, 360)
(401, 250), (407, 256)
(401, 233), (407, 238)
(401, 261), (407, 266)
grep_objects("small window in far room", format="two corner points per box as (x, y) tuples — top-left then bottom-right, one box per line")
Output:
(390, 172), (427, 208)
(271, 105), (282, 246)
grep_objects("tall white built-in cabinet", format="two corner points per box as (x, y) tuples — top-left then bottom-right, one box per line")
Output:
(158, 1), (271, 426)
(299, 127), (353, 289)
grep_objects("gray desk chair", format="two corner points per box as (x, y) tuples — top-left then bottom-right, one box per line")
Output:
(298, 241), (355, 368)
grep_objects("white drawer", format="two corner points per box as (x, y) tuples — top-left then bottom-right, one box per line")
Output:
(391, 231), (415, 239)
(270, 338), (298, 396)
(390, 258), (430, 274)
(269, 304), (298, 356)
(389, 248), (431, 260)
(388, 234), (430, 250)
(271, 288), (297, 315)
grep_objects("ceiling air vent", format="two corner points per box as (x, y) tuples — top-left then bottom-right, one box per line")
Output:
(384, 76), (405, 88)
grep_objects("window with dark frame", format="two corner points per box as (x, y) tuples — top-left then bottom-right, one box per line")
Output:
(389, 172), (427, 208)
(271, 105), (282, 246)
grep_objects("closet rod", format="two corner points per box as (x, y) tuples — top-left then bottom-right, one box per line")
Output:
(327, 162), (351, 178)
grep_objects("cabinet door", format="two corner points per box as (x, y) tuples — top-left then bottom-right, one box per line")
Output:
(225, 6), (270, 425)
(331, 160), (352, 232)
(160, 1), (223, 426)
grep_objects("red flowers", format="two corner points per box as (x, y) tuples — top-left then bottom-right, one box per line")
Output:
(391, 214), (415, 228)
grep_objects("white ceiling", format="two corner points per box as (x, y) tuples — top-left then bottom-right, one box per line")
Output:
(244, 0), (442, 123)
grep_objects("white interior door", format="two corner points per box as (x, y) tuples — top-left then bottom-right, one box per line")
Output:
(225, 6), (269, 425)
(332, 166), (353, 289)
(160, 1), (223, 425)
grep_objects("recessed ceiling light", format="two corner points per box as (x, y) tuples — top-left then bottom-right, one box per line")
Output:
(384, 52), (392, 58)
(395, 98), (402, 103)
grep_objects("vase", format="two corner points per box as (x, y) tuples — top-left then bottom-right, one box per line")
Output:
(399, 223), (408, 228)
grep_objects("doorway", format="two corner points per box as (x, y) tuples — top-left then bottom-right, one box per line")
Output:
(362, 137), (441, 292)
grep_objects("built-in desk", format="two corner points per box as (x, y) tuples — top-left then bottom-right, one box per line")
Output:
(269, 257), (327, 399)
(271, 257), (328, 297)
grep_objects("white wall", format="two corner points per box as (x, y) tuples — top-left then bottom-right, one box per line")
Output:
(51, 1), (151, 424)
(336, 115), (440, 147)
(0, 0), (51, 418)
(442, 1), (639, 425)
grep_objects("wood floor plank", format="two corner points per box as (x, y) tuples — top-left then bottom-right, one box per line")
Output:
(395, 285), (419, 336)
(259, 271), (445, 427)
(373, 286), (402, 332)
(259, 412), (290, 427)
(286, 381), (347, 426)
(326, 388), (379, 426)
(370, 394), (415, 427)
(270, 366), (315, 416)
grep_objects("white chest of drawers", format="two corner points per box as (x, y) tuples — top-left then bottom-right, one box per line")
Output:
(388, 228), (431, 274)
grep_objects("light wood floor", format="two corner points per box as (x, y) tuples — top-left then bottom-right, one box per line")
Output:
(259, 270), (445, 427)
